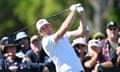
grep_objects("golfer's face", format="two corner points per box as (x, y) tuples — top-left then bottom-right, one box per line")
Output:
(40, 24), (52, 35)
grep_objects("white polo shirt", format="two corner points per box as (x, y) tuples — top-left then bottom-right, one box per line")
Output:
(42, 33), (84, 72)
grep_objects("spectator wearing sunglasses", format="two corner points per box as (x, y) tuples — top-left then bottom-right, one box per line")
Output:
(93, 32), (105, 41)
(103, 21), (118, 62)
(98, 21), (120, 72)
(93, 32), (105, 51)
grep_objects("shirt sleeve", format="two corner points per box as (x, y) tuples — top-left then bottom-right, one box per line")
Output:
(64, 32), (71, 41)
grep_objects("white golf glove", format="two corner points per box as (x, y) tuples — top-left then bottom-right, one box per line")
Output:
(75, 3), (84, 13)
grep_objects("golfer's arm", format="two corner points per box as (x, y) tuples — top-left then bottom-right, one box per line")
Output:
(69, 12), (86, 41)
(54, 11), (76, 42)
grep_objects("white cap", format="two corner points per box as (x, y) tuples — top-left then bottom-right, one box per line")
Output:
(72, 37), (87, 47)
(0, 36), (8, 44)
(36, 19), (50, 31)
(15, 32), (29, 41)
(1, 36), (8, 41)
(88, 39), (100, 48)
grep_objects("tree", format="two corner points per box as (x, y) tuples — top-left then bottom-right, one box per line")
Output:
(89, 0), (114, 32)
(0, 0), (119, 38)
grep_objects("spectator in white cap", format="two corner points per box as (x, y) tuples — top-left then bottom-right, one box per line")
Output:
(87, 39), (101, 54)
(15, 31), (31, 58)
(0, 36), (7, 71)
(83, 39), (105, 72)
(16, 32), (29, 41)
(72, 37), (87, 62)
(36, 4), (86, 72)
(0, 36), (8, 45)
(0, 36), (8, 55)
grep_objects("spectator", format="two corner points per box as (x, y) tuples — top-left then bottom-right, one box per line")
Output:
(93, 32), (105, 50)
(72, 37), (87, 62)
(117, 32), (120, 43)
(83, 39), (105, 72)
(0, 36), (8, 55)
(36, 4), (86, 72)
(93, 32), (105, 41)
(24, 35), (56, 72)
(102, 21), (118, 62)
(94, 21), (120, 72)
(0, 36), (8, 45)
(15, 31), (31, 58)
(0, 44), (4, 56)
(116, 32), (120, 66)
(3, 37), (22, 72)
(0, 37), (6, 72)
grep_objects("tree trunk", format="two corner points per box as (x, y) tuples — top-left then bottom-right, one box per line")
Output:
(89, 0), (114, 32)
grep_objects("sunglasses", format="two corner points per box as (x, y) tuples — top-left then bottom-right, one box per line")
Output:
(95, 37), (103, 40)
(75, 44), (86, 48)
(108, 27), (117, 31)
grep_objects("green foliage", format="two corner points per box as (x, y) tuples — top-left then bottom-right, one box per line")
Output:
(0, 0), (119, 38)
(0, 19), (17, 36)
(14, 0), (40, 24)
(106, 10), (118, 23)
(105, 0), (120, 30)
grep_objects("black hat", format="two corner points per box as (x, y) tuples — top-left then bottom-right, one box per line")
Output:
(3, 41), (21, 54)
(106, 21), (117, 29)
(3, 35), (21, 54)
